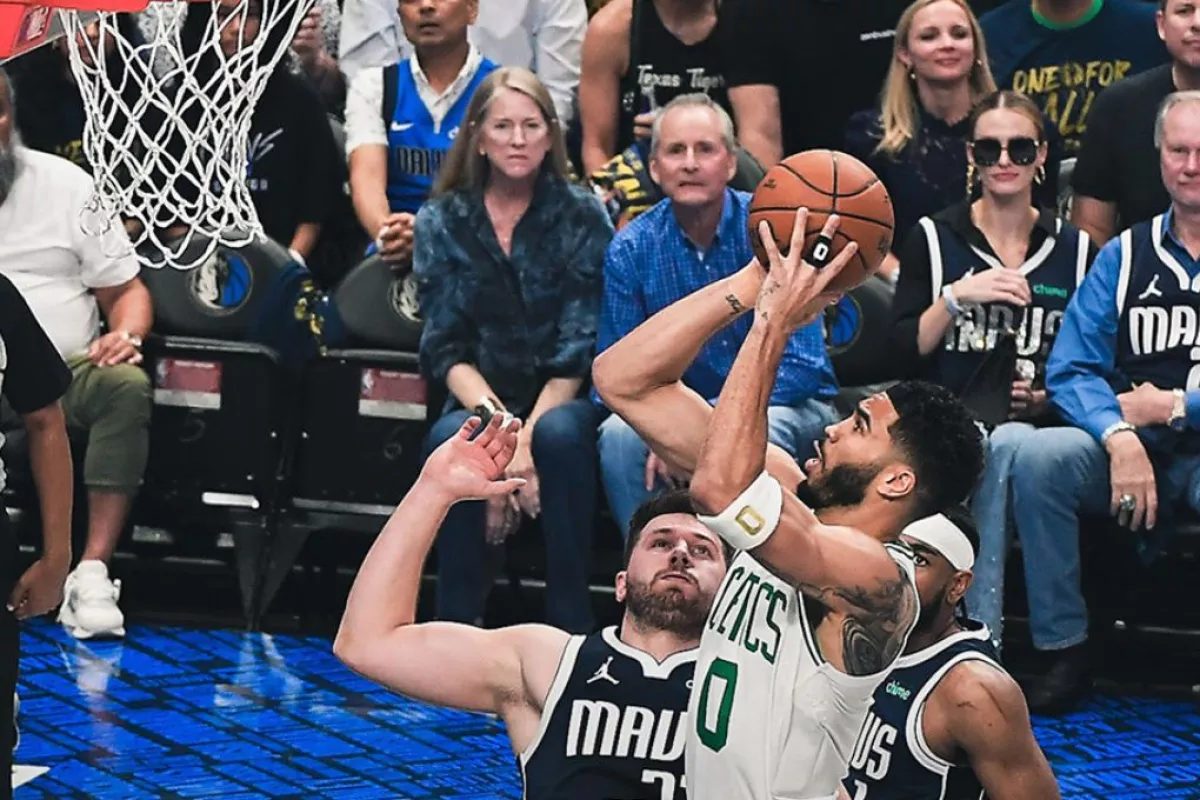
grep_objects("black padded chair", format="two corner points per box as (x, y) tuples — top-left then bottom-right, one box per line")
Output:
(823, 274), (899, 414)
(260, 254), (433, 619)
(134, 232), (297, 626)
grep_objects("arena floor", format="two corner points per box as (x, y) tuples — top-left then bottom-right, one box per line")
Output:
(8, 620), (1200, 799)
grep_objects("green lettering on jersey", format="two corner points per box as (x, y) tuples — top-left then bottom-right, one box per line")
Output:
(708, 565), (789, 665)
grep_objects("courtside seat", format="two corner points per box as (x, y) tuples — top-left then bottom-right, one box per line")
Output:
(824, 274), (898, 413)
(135, 233), (299, 626)
(260, 255), (432, 619)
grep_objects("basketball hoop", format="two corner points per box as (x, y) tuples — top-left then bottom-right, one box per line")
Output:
(4, 0), (314, 269)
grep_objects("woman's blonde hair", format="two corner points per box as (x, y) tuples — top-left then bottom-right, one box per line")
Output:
(432, 66), (571, 196)
(875, 0), (996, 158)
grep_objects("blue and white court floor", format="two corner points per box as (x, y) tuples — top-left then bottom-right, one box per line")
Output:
(11, 619), (1200, 798)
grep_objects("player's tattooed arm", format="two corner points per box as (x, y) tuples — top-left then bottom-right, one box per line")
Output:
(795, 564), (917, 676)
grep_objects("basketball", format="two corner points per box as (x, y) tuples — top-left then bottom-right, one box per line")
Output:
(748, 150), (894, 293)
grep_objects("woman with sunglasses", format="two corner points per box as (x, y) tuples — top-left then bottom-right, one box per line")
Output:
(888, 89), (1097, 655)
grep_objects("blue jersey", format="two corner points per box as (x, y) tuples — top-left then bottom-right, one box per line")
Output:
(383, 56), (498, 213)
(844, 620), (1001, 800)
(918, 208), (1091, 394)
(519, 626), (693, 800)
(1115, 213), (1200, 454)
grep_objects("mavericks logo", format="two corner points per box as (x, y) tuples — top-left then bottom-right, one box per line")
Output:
(187, 253), (253, 316)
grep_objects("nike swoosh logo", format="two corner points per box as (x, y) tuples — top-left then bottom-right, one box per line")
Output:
(391, 122), (414, 132)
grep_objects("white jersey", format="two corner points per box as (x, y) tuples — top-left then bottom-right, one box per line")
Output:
(686, 543), (918, 800)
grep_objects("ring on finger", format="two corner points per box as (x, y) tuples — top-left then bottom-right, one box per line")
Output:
(1119, 493), (1136, 512)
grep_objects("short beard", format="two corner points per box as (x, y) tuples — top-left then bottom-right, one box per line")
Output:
(624, 574), (710, 640)
(0, 139), (17, 207)
(795, 462), (883, 511)
(912, 584), (950, 636)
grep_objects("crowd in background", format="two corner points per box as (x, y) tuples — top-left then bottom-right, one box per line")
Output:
(0, 0), (1196, 723)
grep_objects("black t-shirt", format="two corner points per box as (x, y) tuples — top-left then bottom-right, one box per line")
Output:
(719, 0), (912, 156)
(0, 272), (73, 486)
(248, 69), (343, 250)
(1070, 62), (1173, 233)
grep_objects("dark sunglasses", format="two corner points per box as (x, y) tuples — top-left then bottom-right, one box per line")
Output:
(969, 137), (1040, 167)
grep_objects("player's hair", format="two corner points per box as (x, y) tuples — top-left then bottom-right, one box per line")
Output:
(433, 66), (571, 197)
(875, 0), (996, 157)
(649, 92), (737, 157)
(884, 381), (985, 521)
(968, 90), (1046, 141)
(623, 488), (733, 568)
(1154, 90), (1200, 149)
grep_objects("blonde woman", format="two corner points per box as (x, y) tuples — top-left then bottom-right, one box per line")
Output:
(845, 0), (1058, 278)
(413, 67), (614, 633)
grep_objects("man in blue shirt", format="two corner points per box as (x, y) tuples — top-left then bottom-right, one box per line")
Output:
(344, 0), (497, 265)
(1005, 90), (1200, 715)
(594, 93), (839, 535)
(982, 0), (1169, 155)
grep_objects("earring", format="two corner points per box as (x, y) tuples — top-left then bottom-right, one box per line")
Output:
(1035, 165), (1046, 184)
(908, 67), (916, 81)
(965, 163), (976, 195)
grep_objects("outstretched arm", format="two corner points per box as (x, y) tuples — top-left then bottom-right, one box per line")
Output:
(591, 258), (802, 485)
(689, 212), (917, 675)
(934, 661), (1061, 800)
(334, 415), (569, 722)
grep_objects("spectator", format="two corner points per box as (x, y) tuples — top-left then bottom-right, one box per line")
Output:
(1071, 0), (1197, 245)
(845, 0), (1004, 281)
(0, 272), (74, 791)
(890, 91), (1096, 655)
(8, 15), (145, 172)
(595, 93), (838, 535)
(717, 0), (914, 167)
(981, 0), (1168, 156)
(0, 69), (153, 642)
(578, 0), (727, 176)
(345, 0), (498, 266)
(1026, 91), (1200, 713)
(183, 0), (346, 271)
(414, 67), (612, 633)
(339, 0), (586, 126)
(288, 0), (346, 115)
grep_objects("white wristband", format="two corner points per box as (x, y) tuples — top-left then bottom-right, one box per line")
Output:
(696, 471), (783, 552)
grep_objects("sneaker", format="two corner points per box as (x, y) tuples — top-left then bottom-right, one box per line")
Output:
(58, 561), (125, 639)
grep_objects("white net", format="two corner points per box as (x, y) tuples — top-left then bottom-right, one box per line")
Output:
(60, 0), (313, 269)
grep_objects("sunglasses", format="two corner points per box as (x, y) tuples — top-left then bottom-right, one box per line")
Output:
(969, 137), (1040, 167)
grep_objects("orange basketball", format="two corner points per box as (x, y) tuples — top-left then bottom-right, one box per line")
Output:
(748, 150), (894, 293)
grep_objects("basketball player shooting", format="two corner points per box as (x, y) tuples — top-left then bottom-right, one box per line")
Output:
(334, 411), (730, 800)
(841, 506), (1060, 800)
(592, 209), (985, 800)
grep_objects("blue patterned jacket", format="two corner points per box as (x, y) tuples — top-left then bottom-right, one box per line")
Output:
(414, 171), (614, 417)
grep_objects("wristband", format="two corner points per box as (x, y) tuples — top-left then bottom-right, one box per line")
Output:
(696, 471), (783, 552)
(941, 283), (964, 317)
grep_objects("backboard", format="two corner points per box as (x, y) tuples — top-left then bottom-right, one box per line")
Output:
(0, 3), (101, 63)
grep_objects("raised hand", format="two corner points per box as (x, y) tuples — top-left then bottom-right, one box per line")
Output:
(754, 208), (859, 331)
(420, 413), (528, 503)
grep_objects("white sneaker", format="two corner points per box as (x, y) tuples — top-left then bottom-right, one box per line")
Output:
(58, 561), (125, 639)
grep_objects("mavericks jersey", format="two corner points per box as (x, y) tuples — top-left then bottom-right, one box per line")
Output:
(844, 620), (999, 800)
(686, 543), (918, 800)
(520, 626), (694, 800)
(1115, 212), (1200, 455)
(383, 56), (497, 213)
(919, 208), (1091, 394)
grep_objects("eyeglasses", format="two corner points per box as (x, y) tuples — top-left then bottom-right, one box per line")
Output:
(483, 120), (550, 143)
(969, 137), (1040, 167)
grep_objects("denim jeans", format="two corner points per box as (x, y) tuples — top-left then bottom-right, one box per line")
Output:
(424, 399), (600, 633)
(597, 397), (838, 536)
(968, 422), (1200, 652)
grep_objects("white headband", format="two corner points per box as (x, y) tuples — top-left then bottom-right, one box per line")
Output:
(902, 513), (975, 571)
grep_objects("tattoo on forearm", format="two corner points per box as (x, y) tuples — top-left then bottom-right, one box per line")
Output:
(725, 294), (746, 315)
(797, 566), (916, 676)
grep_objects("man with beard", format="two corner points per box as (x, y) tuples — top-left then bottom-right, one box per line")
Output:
(841, 505), (1059, 800)
(335, 411), (730, 800)
(591, 210), (986, 800)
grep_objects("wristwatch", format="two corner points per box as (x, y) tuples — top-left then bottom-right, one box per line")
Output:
(474, 395), (503, 422)
(1101, 420), (1137, 446)
(1168, 388), (1187, 431)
